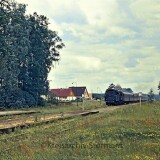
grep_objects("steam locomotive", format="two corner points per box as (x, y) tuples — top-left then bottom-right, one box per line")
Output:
(105, 87), (148, 105)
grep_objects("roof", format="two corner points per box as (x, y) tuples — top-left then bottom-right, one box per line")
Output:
(69, 86), (88, 97)
(49, 88), (74, 97)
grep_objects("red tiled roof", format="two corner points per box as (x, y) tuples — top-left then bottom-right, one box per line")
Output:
(50, 88), (74, 97)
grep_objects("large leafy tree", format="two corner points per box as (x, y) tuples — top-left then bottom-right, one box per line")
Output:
(0, 0), (13, 106)
(5, 2), (30, 106)
(0, 0), (64, 107)
(24, 12), (64, 105)
(0, 0), (32, 107)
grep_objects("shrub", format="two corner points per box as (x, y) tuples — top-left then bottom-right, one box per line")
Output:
(5, 89), (36, 108)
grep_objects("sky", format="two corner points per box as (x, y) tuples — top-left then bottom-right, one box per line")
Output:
(16, 0), (160, 93)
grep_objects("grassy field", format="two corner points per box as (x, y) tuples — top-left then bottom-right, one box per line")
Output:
(0, 100), (104, 120)
(0, 101), (159, 160)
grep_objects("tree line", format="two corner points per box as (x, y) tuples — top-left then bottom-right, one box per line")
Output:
(0, 0), (64, 108)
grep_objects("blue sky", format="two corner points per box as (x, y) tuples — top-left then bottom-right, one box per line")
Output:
(17, 0), (160, 93)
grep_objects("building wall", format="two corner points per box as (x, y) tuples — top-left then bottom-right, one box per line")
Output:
(57, 96), (73, 101)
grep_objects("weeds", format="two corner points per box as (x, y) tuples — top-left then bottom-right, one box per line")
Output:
(0, 101), (159, 159)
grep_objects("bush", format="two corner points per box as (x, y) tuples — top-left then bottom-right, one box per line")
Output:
(5, 89), (36, 108)
(47, 93), (58, 104)
(37, 97), (46, 106)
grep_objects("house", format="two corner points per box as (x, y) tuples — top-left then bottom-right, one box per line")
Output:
(69, 86), (89, 99)
(49, 88), (74, 101)
(49, 86), (90, 102)
(88, 93), (93, 99)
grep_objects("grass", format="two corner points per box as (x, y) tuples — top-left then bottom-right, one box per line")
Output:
(0, 100), (104, 121)
(32, 100), (105, 113)
(0, 101), (159, 160)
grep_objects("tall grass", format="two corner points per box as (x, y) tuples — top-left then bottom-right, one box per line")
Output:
(0, 101), (159, 159)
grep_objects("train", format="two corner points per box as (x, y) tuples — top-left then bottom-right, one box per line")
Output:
(104, 87), (148, 105)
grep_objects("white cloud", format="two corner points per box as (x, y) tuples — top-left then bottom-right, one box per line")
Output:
(130, 0), (160, 26)
(16, 0), (160, 94)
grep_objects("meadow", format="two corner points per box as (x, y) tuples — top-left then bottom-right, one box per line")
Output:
(0, 101), (159, 160)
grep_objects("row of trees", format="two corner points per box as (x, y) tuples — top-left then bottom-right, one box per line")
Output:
(108, 83), (133, 93)
(149, 82), (160, 102)
(0, 0), (64, 108)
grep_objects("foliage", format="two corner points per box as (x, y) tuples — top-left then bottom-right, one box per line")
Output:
(5, 89), (36, 108)
(0, 0), (64, 108)
(47, 92), (58, 104)
(115, 84), (122, 90)
(148, 88), (155, 102)
(123, 88), (133, 93)
(108, 83), (115, 89)
(158, 82), (160, 95)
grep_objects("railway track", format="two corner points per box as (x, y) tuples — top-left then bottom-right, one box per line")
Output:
(0, 103), (145, 156)
(0, 105), (127, 134)
(0, 109), (100, 134)
(0, 105), (128, 156)
(0, 110), (40, 117)
(0, 112), (107, 154)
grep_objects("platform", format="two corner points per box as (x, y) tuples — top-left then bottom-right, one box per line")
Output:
(0, 110), (39, 117)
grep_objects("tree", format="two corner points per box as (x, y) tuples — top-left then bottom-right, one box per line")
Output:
(124, 88), (133, 93)
(108, 83), (115, 89)
(158, 81), (160, 95)
(0, 0), (64, 107)
(0, 0), (32, 107)
(23, 12), (64, 105)
(0, 0), (14, 106)
(148, 88), (155, 102)
(115, 84), (122, 90)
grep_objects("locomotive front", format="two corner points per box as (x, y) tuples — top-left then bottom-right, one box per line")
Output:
(105, 88), (122, 105)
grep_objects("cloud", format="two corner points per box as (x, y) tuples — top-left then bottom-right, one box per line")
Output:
(130, 0), (160, 25)
(16, 0), (160, 94)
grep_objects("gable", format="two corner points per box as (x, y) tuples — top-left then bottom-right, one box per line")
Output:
(69, 86), (89, 97)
